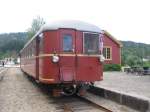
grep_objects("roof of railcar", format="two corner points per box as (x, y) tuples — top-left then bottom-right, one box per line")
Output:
(20, 20), (103, 53)
(40, 20), (102, 33)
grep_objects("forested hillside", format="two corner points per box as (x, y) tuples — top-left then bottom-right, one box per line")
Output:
(0, 17), (45, 60)
(0, 32), (28, 59)
(121, 41), (150, 66)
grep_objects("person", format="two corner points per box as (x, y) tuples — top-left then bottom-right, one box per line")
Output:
(2, 61), (4, 67)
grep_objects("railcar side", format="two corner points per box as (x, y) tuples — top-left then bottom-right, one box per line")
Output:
(20, 38), (37, 78)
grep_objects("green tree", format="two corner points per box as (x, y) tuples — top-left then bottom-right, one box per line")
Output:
(121, 41), (150, 67)
(0, 32), (27, 59)
(27, 16), (45, 39)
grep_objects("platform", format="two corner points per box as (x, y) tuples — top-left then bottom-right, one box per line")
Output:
(91, 72), (150, 112)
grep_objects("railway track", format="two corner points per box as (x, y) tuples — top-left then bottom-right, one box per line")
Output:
(51, 95), (113, 112)
(23, 70), (138, 112)
(77, 95), (113, 112)
(23, 73), (113, 112)
(63, 104), (74, 112)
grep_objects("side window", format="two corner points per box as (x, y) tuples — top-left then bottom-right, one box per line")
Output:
(39, 33), (43, 53)
(63, 34), (73, 52)
(32, 41), (35, 56)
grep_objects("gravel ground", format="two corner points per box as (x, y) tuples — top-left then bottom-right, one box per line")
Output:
(0, 68), (56, 112)
(95, 72), (150, 98)
(0, 67), (4, 71)
(0, 67), (7, 81)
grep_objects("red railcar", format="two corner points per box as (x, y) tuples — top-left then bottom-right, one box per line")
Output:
(20, 20), (104, 96)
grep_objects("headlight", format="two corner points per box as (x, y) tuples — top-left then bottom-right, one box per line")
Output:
(52, 55), (59, 63)
(99, 55), (105, 62)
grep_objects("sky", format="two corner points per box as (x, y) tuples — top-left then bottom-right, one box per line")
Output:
(0, 0), (150, 44)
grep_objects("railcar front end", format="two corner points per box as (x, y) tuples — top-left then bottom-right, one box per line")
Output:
(20, 20), (104, 96)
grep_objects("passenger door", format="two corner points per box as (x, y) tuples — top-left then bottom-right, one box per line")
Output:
(59, 29), (76, 82)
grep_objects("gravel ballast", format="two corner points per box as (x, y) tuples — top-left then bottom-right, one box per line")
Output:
(0, 68), (56, 112)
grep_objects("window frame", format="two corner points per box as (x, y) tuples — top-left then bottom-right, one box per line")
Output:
(103, 46), (112, 60)
(83, 32), (100, 54)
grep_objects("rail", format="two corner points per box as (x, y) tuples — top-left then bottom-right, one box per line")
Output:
(77, 95), (113, 112)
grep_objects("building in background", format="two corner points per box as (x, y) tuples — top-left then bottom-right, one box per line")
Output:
(103, 30), (123, 65)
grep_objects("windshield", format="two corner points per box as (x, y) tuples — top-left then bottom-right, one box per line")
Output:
(84, 33), (99, 54)
(63, 34), (73, 52)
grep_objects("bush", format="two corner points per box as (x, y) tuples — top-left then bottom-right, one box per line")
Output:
(143, 62), (150, 68)
(104, 64), (121, 71)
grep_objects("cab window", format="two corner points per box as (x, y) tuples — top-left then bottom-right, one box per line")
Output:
(84, 33), (99, 54)
(63, 34), (73, 52)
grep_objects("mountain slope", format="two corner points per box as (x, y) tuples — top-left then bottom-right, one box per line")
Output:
(121, 41), (150, 66)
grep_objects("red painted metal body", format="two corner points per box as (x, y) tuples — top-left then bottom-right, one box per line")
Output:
(20, 28), (103, 85)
